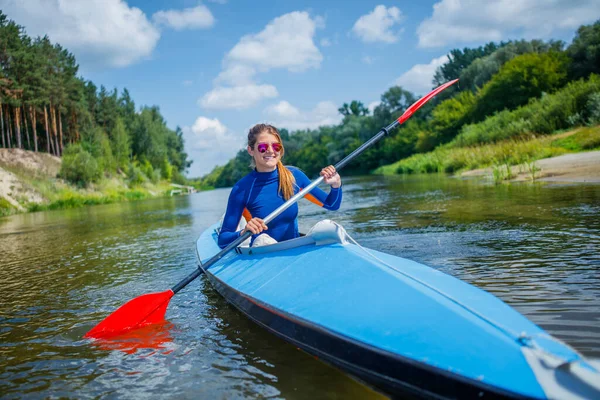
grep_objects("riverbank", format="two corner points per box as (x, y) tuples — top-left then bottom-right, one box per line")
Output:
(0, 148), (176, 217)
(461, 150), (600, 183)
(374, 125), (600, 183)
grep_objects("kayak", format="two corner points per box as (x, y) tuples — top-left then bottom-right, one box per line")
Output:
(195, 219), (600, 399)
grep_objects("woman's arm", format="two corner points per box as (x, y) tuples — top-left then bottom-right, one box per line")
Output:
(218, 185), (246, 248)
(292, 167), (343, 211)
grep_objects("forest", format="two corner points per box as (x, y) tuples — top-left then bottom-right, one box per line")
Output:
(200, 20), (600, 188)
(0, 12), (190, 187)
(1, 11), (598, 190)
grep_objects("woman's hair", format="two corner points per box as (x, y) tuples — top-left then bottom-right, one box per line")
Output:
(248, 124), (295, 200)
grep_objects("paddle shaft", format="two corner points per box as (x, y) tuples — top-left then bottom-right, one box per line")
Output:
(171, 119), (399, 294)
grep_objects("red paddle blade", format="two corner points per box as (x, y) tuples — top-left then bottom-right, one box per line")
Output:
(398, 79), (459, 124)
(84, 290), (174, 339)
(91, 321), (174, 355)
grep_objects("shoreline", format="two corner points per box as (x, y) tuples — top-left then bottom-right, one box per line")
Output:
(460, 150), (600, 183)
(0, 148), (177, 217)
(2, 148), (599, 217)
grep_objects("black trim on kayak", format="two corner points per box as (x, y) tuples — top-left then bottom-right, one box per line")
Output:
(198, 262), (537, 400)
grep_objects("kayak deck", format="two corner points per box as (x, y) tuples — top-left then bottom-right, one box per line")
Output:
(196, 222), (599, 399)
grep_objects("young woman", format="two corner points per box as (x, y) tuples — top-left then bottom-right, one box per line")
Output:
(218, 123), (342, 248)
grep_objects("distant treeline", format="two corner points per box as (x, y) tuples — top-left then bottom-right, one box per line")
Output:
(200, 20), (600, 188)
(0, 12), (190, 186)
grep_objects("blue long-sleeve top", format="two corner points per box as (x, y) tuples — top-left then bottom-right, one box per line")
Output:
(218, 166), (342, 248)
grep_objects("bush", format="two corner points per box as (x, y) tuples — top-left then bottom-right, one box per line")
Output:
(471, 51), (569, 121)
(127, 163), (148, 185)
(59, 144), (101, 187)
(0, 197), (14, 216)
(585, 92), (600, 125)
(161, 157), (173, 181)
(81, 127), (116, 176)
(451, 74), (600, 147)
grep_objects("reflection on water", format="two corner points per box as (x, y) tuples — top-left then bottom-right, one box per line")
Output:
(0, 175), (599, 398)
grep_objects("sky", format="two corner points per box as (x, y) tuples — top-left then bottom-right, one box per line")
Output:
(1, 0), (598, 177)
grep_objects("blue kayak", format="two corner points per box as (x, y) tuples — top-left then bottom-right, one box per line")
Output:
(196, 220), (600, 399)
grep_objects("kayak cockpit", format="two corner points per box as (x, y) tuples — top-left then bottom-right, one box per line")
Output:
(235, 219), (349, 255)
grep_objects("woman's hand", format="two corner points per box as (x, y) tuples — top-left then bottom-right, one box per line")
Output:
(242, 217), (268, 235)
(321, 165), (341, 189)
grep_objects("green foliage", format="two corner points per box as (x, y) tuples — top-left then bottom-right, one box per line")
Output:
(376, 133), (569, 176)
(492, 163), (513, 184)
(567, 19), (600, 80)
(0, 197), (14, 217)
(127, 163), (148, 185)
(524, 157), (541, 181)
(459, 39), (565, 92)
(111, 117), (130, 171)
(551, 125), (600, 150)
(161, 157), (173, 180)
(81, 126), (116, 175)
(417, 91), (476, 152)
(338, 100), (369, 116)
(0, 11), (190, 182)
(59, 144), (101, 186)
(471, 52), (569, 121)
(452, 75), (600, 147)
(585, 92), (600, 125)
(433, 42), (502, 86)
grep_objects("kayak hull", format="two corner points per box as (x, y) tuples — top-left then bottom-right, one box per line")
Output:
(203, 267), (528, 399)
(196, 221), (599, 399)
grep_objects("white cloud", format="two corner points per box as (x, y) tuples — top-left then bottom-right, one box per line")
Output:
(265, 101), (301, 119)
(189, 117), (228, 150)
(200, 11), (324, 110)
(264, 100), (341, 130)
(182, 117), (245, 176)
(362, 56), (374, 65)
(352, 5), (403, 43)
(418, 0), (600, 48)
(320, 38), (332, 47)
(394, 55), (448, 94)
(215, 65), (256, 86)
(226, 11), (323, 73)
(152, 5), (215, 30)
(200, 84), (279, 110)
(0, 0), (160, 68)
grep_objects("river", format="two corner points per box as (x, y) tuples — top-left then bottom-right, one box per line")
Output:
(1, 174), (599, 399)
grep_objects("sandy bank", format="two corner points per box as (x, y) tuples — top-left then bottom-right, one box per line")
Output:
(0, 149), (61, 210)
(461, 150), (600, 183)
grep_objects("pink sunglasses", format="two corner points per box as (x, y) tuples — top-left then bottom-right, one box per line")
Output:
(256, 142), (282, 153)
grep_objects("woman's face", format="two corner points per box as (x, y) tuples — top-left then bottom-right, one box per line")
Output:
(248, 131), (282, 172)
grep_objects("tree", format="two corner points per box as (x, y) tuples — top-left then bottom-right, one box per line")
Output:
(459, 39), (565, 92)
(568, 19), (600, 80)
(471, 51), (569, 121)
(112, 117), (130, 171)
(416, 91), (476, 152)
(338, 100), (369, 116)
(433, 42), (502, 86)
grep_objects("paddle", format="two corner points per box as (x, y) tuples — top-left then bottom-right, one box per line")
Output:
(85, 78), (458, 340)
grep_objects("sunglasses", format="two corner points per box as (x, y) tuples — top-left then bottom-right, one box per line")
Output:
(256, 142), (282, 153)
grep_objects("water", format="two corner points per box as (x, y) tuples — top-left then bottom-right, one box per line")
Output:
(1, 174), (599, 399)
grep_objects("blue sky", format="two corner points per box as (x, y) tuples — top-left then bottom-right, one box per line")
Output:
(1, 0), (598, 177)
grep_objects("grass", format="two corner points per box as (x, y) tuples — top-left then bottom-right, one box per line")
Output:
(0, 197), (14, 217)
(26, 183), (171, 212)
(374, 125), (600, 177)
